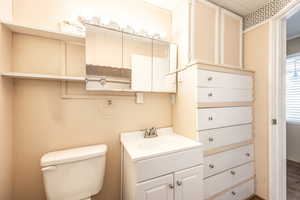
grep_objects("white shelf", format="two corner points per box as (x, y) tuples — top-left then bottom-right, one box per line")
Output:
(2, 21), (85, 43)
(1, 72), (176, 94)
(1, 72), (85, 82)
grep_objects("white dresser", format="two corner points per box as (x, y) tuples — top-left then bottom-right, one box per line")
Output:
(197, 68), (255, 200)
(173, 65), (255, 200)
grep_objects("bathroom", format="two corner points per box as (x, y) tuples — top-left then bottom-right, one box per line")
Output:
(0, 0), (297, 200)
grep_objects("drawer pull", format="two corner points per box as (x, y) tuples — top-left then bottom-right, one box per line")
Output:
(169, 184), (174, 189)
(208, 93), (213, 97)
(230, 171), (236, 175)
(208, 77), (213, 81)
(176, 180), (182, 186)
(246, 153), (251, 157)
(208, 116), (213, 121)
(232, 191), (236, 196)
(208, 137), (214, 142)
(209, 164), (215, 169)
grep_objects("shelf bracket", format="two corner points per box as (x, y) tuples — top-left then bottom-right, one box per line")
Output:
(136, 93), (144, 104)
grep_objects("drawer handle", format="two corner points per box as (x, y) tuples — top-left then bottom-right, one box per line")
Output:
(169, 184), (174, 189)
(208, 116), (213, 121)
(208, 93), (213, 97)
(208, 77), (213, 81)
(232, 191), (236, 196)
(176, 180), (182, 186)
(209, 164), (215, 169)
(246, 153), (251, 157)
(230, 171), (236, 175)
(208, 137), (214, 142)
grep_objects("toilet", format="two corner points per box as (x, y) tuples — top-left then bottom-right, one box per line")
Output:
(40, 144), (107, 200)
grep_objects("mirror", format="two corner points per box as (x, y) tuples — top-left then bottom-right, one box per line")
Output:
(84, 23), (177, 93)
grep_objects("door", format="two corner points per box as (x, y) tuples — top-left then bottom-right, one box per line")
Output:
(220, 9), (243, 68)
(136, 174), (174, 200)
(174, 165), (203, 200)
(191, 0), (219, 64)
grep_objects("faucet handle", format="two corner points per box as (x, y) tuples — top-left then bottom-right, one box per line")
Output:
(149, 127), (158, 137)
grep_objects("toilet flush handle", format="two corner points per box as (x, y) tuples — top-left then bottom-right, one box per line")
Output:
(41, 166), (57, 172)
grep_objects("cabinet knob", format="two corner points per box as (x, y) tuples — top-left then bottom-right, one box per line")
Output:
(208, 116), (213, 121)
(169, 184), (174, 189)
(208, 77), (213, 81)
(209, 164), (215, 169)
(246, 153), (251, 157)
(230, 171), (236, 175)
(176, 181), (182, 186)
(208, 93), (213, 97)
(208, 137), (214, 142)
(232, 191), (236, 196)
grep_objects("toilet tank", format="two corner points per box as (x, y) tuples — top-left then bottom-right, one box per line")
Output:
(41, 145), (107, 200)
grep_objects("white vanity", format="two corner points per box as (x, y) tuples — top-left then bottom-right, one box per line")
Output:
(121, 128), (204, 200)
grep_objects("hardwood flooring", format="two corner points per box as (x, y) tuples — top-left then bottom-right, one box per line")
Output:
(287, 160), (300, 200)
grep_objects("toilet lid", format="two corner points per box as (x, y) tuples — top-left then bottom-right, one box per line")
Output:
(40, 144), (107, 167)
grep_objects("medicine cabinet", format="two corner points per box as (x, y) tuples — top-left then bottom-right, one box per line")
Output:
(85, 24), (177, 93)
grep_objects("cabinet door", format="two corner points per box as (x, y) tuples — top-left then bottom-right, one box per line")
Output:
(191, 0), (219, 64)
(136, 174), (174, 200)
(174, 165), (203, 200)
(220, 9), (243, 68)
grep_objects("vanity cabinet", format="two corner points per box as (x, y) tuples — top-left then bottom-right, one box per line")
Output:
(121, 128), (204, 200)
(137, 166), (203, 200)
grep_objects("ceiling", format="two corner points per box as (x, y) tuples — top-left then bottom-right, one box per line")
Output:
(208, 0), (269, 16)
(143, 0), (269, 16)
(287, 11), (300, 40)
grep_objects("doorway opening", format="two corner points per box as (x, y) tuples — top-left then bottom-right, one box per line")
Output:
(269, 1), (300, 200)
(286, 12), (300, 199)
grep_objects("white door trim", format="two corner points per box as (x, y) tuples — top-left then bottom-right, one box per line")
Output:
(269, 1), (300, 199)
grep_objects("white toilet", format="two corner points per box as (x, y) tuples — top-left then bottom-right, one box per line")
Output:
(40, 144), (107, 200)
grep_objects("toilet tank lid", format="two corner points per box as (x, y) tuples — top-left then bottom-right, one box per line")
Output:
(41, 144), (107, 167)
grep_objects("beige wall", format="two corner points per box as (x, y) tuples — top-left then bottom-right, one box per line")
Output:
(9, 1), (173, 200)
(0, 24), (13, 200)
(0, 0), (12, 21)
(13, 0), (172, 40)
(244, 23), (270, 199)
(287, 37), (300, 56)
(11, 33), (172, 200)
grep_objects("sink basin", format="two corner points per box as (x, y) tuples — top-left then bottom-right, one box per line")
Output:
(121, 127), (203, 161)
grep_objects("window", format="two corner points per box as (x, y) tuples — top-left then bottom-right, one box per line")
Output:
(286, 54), (300, 123)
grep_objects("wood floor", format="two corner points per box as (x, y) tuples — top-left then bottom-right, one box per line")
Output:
(287, 160), (300, 200)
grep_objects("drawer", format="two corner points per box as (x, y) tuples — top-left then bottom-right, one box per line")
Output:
(197, 88), (253, 103)
(204, 162), (254, 199)
(204, 145), (254, 178)
(198, 124), (252, 151)
(135, 147), (203, 182)
(198, 107), (252, 130)
(198, 69), (253, 89)
(213, 179), (254, 200)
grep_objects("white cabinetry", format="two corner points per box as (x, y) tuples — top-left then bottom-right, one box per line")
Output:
(174, 166), (204, 200)
(137, 166), (203, 200)
(137, 174), (174, 200)
(121, 129), (204, 200)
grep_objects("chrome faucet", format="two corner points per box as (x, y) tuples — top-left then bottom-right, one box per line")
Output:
(144, 127), (158, 138)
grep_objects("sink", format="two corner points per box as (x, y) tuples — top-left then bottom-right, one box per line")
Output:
(121, 127), (203, 162)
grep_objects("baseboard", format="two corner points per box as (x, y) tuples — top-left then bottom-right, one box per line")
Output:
(249, 194), (265, 200)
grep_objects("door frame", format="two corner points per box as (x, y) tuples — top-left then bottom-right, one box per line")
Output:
(269, 1), (300, 200)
